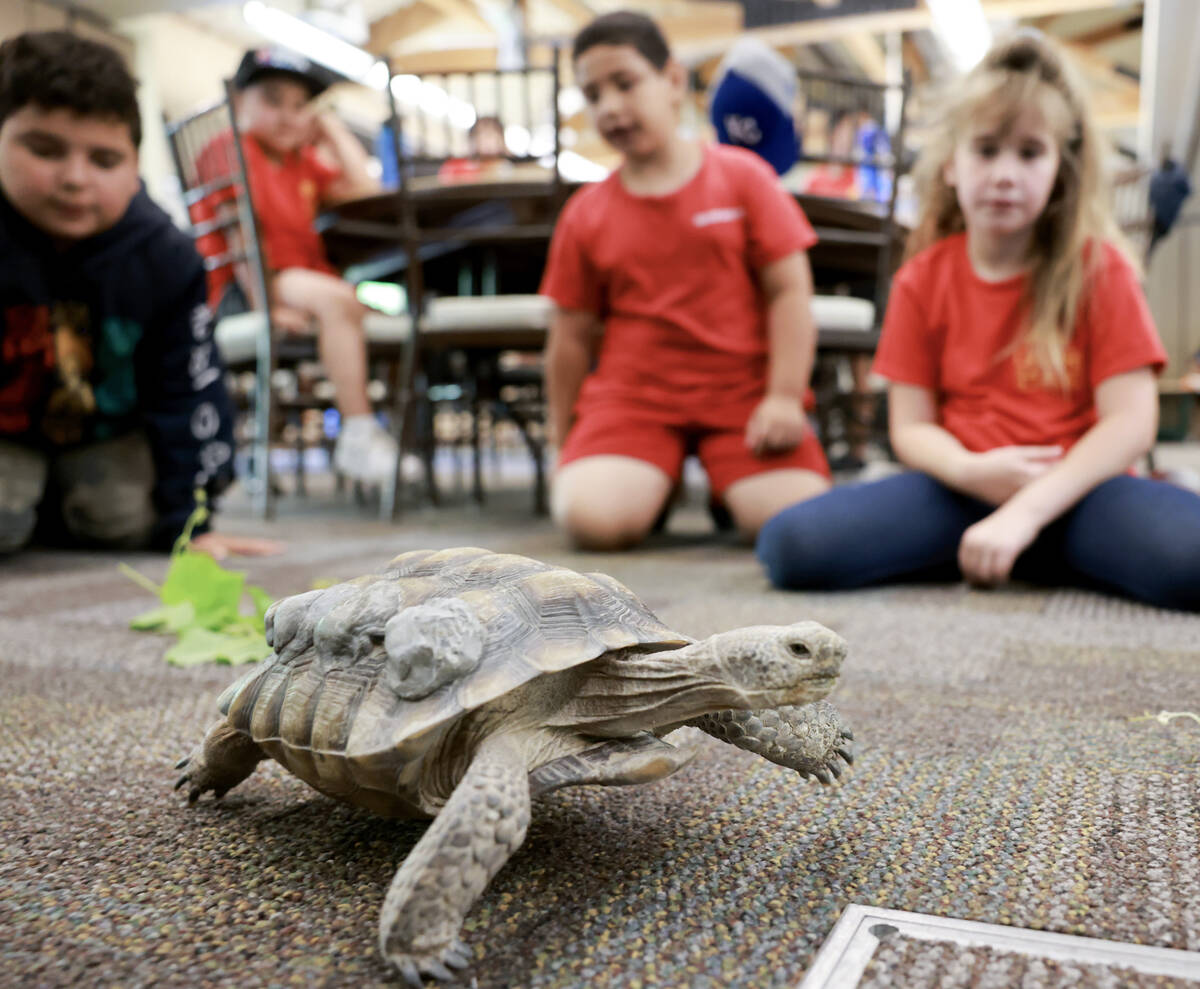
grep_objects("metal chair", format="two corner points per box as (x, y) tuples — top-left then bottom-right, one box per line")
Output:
(381, 58), (562, 514)
(165, 83), (414, 519)
(793, 68), (910, 464)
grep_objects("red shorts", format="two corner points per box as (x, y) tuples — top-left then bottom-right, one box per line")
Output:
(558, 400), (830, 499)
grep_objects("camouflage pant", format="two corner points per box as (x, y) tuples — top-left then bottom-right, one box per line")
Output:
(0, 432), (156, 553)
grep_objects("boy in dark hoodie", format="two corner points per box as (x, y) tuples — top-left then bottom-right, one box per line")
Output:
(0, 30), (277, 559)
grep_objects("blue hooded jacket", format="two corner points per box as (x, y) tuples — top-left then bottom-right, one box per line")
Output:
(0, 183), (235, 549)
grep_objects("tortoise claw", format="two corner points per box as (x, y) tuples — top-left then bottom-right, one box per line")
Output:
(174, 775), (189, 791)
(443, 949), (471, 969)
(398, 959), (422, 987)
(836, 746), (855, 765)
(840, 727), (855, 741)
(392, 953), (464, 986)
(175, 756), (190, 770)
(813, 768), (833, 784)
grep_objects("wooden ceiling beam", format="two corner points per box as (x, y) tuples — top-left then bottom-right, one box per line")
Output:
(675, 9), (927, 63)
(368, 3), (446, 56)
(386, 46), (498, 74)
(840, 31), (888, 83)
(416, 0), (493, 34)
(538, 0), (594, 29)
(978, 0), (1131, 15)
(1062, 40), (1140, 93)
(676, 0), (1138, 66)
(902, 34), (930, 85)
(385, 41), (561, 75)
(1063, 15), (1143, 49)
(657, 2), (743, 46)
(1093, 91), (1141, 129)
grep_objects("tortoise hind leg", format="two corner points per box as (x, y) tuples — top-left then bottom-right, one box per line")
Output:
(379, 734), (531, 986)
(174, 720), (267, 804)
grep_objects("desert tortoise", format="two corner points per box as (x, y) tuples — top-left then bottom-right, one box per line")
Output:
(174, 547), (854, 984)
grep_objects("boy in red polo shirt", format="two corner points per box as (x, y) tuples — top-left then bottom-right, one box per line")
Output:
(541, 12), (830, 551)
(198, 47), (396, 484)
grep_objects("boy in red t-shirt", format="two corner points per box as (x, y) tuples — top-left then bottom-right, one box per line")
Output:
(199, 47), (396, 483)
(541, 12), (830, 551)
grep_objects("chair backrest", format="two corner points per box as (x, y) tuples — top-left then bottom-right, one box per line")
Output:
(1112, 163), (1153, 261)
(164, 85), (279, 520)
(163, 83), (273, 332)
(382, 60), (562, 189)
(794, 68), (910, 318)
(379, 59), (563, 325)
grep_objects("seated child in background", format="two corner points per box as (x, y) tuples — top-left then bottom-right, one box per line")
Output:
(802, 109), (861, 199)
(757, 30), (1200, 612)
(0, 30), (276, 560)
(438, 115), (509, 183)
(541, 11), (830, 551)
(198, 47), (397, 484)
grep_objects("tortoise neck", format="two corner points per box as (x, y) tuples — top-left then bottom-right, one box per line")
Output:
(557, 642), (752, 736)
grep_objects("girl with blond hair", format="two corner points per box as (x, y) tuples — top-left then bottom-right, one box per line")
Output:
(756, 30), (1200, 610)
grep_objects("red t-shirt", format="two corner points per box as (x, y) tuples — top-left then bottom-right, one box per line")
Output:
(873, 233), (1166, 452)
(539, 144), (817, 422)
(194, 132), (339, 305)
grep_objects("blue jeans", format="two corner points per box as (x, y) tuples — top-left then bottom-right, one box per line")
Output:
(756, 471), (1200, 611)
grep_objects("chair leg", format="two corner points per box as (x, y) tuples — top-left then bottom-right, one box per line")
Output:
(294, 418), (306, 498)
(417, 378), (441, 508)
(250, 367), (274, 521)
(470, 391), (485, 506)
(382, 338), (420, 522)
(505, 401), (548, 517)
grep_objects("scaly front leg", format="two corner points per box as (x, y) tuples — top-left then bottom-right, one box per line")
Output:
(688, 700), (854, 782)
(379, 734), (531, 985)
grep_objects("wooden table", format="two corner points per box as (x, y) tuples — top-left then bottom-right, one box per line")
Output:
(318, 179), (905, 307)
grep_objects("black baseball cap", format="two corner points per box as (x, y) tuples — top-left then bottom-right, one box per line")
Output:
(233, 46), (330, 97)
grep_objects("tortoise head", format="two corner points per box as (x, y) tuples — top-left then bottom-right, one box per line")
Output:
(567, 620), (847, 736)
(690, 620), (846, 708)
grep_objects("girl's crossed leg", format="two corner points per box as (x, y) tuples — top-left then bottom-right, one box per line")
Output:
(758, 470), (1200, 611)
(1058, 475), (1200, 611)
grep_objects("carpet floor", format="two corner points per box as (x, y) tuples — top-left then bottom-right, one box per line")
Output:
(2, 487), (1198, 988)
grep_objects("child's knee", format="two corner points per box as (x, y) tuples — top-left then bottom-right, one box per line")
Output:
(326, 280), (365, 321)
(0, 444), (47, 554)
(280, 273), (362, 324)
(0, 505), (36, 554)
(1136, 541), (1200, 611)
(553, 492), (656, 552)
(61, 482), (154, 548)
(755, 501), (830, 589)
(55, 434), (155, 549)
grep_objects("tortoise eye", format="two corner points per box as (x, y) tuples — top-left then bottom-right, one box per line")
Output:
(787, 641), (811, 658)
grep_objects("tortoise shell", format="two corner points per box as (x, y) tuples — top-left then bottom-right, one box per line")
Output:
(216, 548), (688, 802)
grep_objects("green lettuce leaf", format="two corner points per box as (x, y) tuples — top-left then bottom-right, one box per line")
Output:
(121, 491), (276, 667)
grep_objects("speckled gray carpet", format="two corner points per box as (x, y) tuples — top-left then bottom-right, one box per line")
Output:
(2, 486), (1199, 988)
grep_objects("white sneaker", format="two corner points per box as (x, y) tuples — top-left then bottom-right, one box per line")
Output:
(333, 416), (399, 484)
